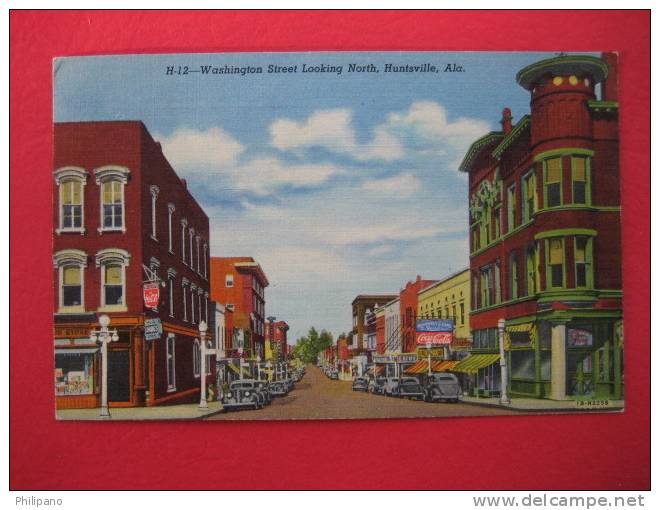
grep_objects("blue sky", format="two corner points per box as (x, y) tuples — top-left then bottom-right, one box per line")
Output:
(54, 51), (562, 342)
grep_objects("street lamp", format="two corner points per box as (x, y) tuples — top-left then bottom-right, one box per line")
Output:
(498, 318), (511, 405)
(90, 314), (119, 418)
(198, 320), (209, 410)
(256, 355), (262, 381)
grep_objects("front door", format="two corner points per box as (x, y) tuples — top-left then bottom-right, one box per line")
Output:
(567, 351), (594, 398)
(108, 349), (131, 402)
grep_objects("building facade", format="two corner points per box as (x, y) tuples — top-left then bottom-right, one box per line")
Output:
(382, 298), (401, 354)
(351, 294), (397, 351)
(399, 276), (438, 353)
(53, 121), (213, 409)
(458, 53), (622, 400)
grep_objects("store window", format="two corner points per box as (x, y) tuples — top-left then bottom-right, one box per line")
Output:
(547, 238), (565, 288)
(193, 339), (201, 378)
(572, 157), (589, 204)
(95, 248), (130, 310)
(166, 334), (176, 390)
(510, 350), (535, 379)
(55, 349), (96, 395)
(544, 157), (562, 207)
(575, 236), (592, 288)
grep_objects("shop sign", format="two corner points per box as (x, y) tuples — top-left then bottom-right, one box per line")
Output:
(373, 355), (393, 363)
(55, 327), (89, 338)
(417, 347), (445, 359)
(568, 328), (593, 347)
(395, 354), (417, 363)
(416, 331), (453, 345)
(143, 282), (160, 309)
(144, 318), (163, 341)
(416, 319), (454, 332)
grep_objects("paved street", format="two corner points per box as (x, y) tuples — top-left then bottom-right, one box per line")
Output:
(206, 365), (518, 420)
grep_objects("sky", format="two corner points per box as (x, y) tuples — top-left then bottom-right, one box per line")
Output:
(54, 51), (564, 343)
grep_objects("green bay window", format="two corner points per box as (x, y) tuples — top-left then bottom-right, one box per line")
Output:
(574, 236), (593, 288)
(572, 156), (590, 204)
(546, 238), (565, 289)
(544, 157), (562, 207)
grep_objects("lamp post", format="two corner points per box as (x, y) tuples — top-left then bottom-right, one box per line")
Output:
(256, 355), (262, 381)
(198, 320), (208, 410)
(498, 318), (511, 405)
(90, 314), (119, 418)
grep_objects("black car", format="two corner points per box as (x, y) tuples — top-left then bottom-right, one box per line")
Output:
(352, 377), (369, 392)
(424, 373), (461, 403)
(398, 377), (425, 400)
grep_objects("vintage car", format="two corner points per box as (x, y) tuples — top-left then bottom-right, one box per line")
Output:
(269, 380), (289, 397)
(351, 377), (369, 392)
(368, 376), (386, 394)
(383, 377), (401, 397)
(398, 377), (426, 400)
(221, 380), (266, 411)
(253, 380), (272, 405)
(329, 370), (339, 380)
(424, 373), (461, 403)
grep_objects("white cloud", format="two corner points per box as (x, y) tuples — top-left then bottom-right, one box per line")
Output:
(157, 126), (244, 171)
(361, 172), (421, 198)
(269, 108), (405, 162)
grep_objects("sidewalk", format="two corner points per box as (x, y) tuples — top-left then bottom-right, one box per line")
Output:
(461, 395), (624, 413)
(57, 401), (224, 421)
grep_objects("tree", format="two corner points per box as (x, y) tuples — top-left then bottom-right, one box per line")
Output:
(292, 327), (335, 364)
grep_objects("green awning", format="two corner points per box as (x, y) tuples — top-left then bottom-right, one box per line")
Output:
(452, 354), (500, 374)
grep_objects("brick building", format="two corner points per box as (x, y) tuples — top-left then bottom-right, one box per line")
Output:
(53, 121), (213, 409)
(209, 257), (269, 359)
(399, 276), (438, 353)
(457, 53), (622, 400)
(351, 294), (397, 351)
(267, 320), (290, 361)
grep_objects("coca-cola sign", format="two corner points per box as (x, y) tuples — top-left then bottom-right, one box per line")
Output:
(416, 331), (453, 345)
(143, 282), (160, 309)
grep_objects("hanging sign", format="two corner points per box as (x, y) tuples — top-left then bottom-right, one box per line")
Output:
(143, 282), (160, 309)
(144, 318), (163, 341)
(416, 319), (454, 332)
(416, 331), (453, 345)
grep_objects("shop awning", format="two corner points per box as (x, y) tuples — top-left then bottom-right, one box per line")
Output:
(367, 366), (384, 375)
(452, 354), (500, 374)
(432, 360), (460, 372)
(227, 363), (240, 375)
(404, 360), (429, 374)
(505, 322), (537, 349)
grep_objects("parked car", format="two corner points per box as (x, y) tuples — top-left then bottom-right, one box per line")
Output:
(254, 380), (272, 405)
(221, 380), (265, 411)
(269, 380), (289, 397)
(352, 377), (369, 392)
(329, 370), (339, 380)
(424, 373), (461, 403)
(398, 377), (426, 400)
(369, 376), (386, 394)
(383, 377), (401, 397)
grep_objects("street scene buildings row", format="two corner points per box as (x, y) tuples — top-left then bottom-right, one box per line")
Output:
(320, 52), (623, 402)
(53, 121), (288, 410)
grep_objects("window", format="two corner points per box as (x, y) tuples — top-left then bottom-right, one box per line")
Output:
(190, 284), (197, 323)
(471, 225), (480, 252)
(507, 184), (516, 232)
(54, 167), (88, 233)
(181, 218), (188, 264)
(544, 157), (562, 207)
(575, 237), (592, 288)
(480, 267), (493, 308)
(522, 170), (536, 223)
(226, 303), (235, 311)
(167, 268), (177, 317)
(195, 235), (201, 274)
(472, 275), (479, 310)
(511, 350), (536, 379)
(547, 238), (565, 288)
(203, 243), (208, 278)
(509, 253), (519, 300)
(167, 203), (175, 253)
(182, 278), (189, 321)
(525, 245), (537, 296)
(150, 185), (160, 240)
(193, 339), (201, 378)
(492, 207), (501, 240)
(166, 334), (176, 390)
(206, 341), (213, 375)
(54, 249), (88, 312)
(55, 350), (95, 395)
(95, 248), (131, 310)
(572, 157), (589, 204)
(459, 303), (465, 325)
(189, 228), (195, 270)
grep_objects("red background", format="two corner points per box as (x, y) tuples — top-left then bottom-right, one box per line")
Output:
(10, 10), (650, 490)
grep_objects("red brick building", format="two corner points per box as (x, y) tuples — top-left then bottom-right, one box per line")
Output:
(53, 121), (213, 409)
(267, 320), (290, 360)
(351, 294), (397, 351)
(209, 257), (269, 359)
(399, 276), (438, 353)
(458, 53), (622, 400)
(375, 312), (386, 354)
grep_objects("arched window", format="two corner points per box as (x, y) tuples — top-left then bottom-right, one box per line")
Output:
(206, 341), (213, 376)
(53, 249), (88, 312)
(193, 339), (201, 378)
(94, 166), (130, 233)
(54, 167), (88, 234)
(95, 248), (131, 310)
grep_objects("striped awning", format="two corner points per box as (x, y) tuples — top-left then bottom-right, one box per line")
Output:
(452, 354), (500, 374)
(432, 360), (460, 372)
(505, 322), (537, 349)
(227, 363), (240, 375)
(368, 366), (384, 375)
(404, 360), (429, 374)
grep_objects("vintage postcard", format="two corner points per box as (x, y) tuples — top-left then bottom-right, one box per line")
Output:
(52, 51), (623, 420)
